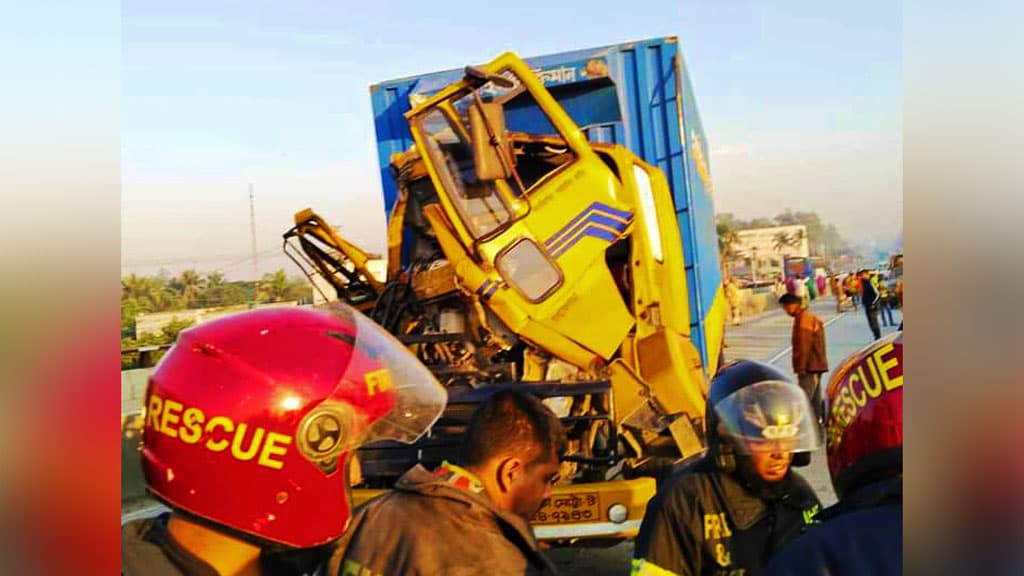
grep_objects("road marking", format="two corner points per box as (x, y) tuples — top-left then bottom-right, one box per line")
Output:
(766, 312), (846, 366)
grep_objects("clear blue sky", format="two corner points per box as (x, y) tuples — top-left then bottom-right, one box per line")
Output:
(122, 0), (902, 279)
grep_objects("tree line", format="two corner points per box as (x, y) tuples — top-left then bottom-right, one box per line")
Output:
(121, 269), (313, 367)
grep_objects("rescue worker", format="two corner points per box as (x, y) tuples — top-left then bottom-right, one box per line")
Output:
(632, 360), (822, 576)
(763, 331), (902, 576)
(121, 304), (447, 576)
(329, 389), (566, 575)
(779, 293), (828, 425)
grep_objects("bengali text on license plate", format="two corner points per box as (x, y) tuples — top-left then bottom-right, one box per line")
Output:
(533, 492), (600, 524)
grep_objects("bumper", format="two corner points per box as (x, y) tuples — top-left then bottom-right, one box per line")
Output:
(353, 476), (656, 542)
(530, 477), (655, 541)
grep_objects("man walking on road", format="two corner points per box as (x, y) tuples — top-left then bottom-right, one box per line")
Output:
(779, 294), (828, 423)
(859, 270), (882, 340)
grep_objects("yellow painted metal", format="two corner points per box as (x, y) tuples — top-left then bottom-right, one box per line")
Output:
(410, 262), (458, 300)
(403, 51), (713, 454)
(422, 204), (601, 370)
(701, 285), (729, 375)
(292, 208), (384, 293)
(540, 477), (656, 538)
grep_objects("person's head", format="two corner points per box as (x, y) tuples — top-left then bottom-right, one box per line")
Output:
(141, 304), (446, 549)
(459, 390), (567, 520)
(825, 331), (903, 499)
(707, 360), (820, 484)
(778, 293), (802, 317)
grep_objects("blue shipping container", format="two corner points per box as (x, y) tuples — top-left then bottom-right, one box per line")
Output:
(369, 36), (722, 367)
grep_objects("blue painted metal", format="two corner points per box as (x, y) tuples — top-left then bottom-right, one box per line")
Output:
(369, 36), (722, 367)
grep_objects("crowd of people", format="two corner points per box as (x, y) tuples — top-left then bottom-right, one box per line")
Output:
(122, 299), (902, 576)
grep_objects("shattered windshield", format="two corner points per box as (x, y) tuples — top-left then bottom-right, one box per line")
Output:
(411, 69), (577, 238)
(416, 104), (511, 239)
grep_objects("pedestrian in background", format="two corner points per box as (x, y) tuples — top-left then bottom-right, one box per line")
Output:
(805, 275), (817, 302)
(779, 293), (828, 423)
(829, 275), (842, 312)
(859, 270), (882, 340)
(878, 281), (896, 327)
(843, 274), (859, 311)
(794, 275), (808, 307)
(725, 277), (743, 326)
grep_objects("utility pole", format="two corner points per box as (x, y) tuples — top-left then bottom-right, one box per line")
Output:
(249, 183), (259, 286)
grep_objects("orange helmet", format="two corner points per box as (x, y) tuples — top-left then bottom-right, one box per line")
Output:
(140, 303), (446, 547)
(825, 331), (903, 498)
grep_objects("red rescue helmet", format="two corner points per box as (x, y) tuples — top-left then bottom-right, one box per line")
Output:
(825, 331), (903, 498)
(140, 303), (446, 548)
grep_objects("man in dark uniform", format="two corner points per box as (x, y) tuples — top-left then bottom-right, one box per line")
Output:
(763, 331), (902, 576)
(329, 389), (566, 575)
(121, 304), (447, 576)
(859, 269), (882, 340)
(632, 360), (822, 576)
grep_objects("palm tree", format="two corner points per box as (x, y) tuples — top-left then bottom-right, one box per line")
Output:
(717, 222), (741, 271)
(172, 269), (202, 308)
(791, 228), (808, 254)
(772, 232), (793, 253)
(260, 270), (290, 302)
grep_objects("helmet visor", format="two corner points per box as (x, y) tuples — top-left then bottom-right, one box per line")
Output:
(713, 380), (821, 454)
(326, 303), (447, 448)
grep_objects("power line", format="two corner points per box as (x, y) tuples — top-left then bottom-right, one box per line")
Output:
(249, 184), (259, 282)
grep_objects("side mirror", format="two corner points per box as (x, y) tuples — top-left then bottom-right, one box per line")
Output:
(464, 66), (515, 89)
(468, 100), (512, 182)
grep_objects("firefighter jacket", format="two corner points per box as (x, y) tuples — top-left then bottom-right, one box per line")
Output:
(791, 310), (828, 375)
(632, 458), (820, 576)
(328, 462), (559, 576)
(761, 477), (902, 576)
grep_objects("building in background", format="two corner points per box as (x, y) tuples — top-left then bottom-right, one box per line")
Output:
(729, 225), (809, 284)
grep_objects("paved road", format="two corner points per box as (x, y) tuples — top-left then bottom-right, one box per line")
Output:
(550, 296), (903, 574)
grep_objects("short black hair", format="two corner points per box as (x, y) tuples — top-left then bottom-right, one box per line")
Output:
(778, 293), (801, 305)
(460, 389), (567, 468)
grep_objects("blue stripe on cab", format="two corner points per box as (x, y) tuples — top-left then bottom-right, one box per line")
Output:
(547, 212), (630, 253)
(544, 202), (632, 249)
(550, 227), (621, 258)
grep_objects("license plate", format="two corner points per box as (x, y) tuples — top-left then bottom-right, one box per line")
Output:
(532, 492), (600, 524)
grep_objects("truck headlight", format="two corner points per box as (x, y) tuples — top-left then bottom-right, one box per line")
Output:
(633, 165), (663, 263)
